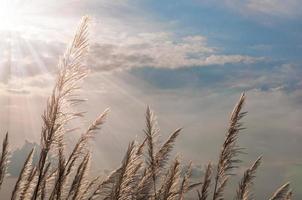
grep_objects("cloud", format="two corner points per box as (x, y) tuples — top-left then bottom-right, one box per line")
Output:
(219, 0), (302, 19)
(245, 0), (302, 17)
(203, 55), (266, 65)
(0, 8), (267, 90)
(198, 0), (302, 24)
(88, 32), (265, 71)
(0, 73), (54, 96)
(130, 61), (302, 94)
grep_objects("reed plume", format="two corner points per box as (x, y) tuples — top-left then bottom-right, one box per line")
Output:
(212, 93), (246, 200)
(178, 162), (192, 200)
(19, 167), (37, 200)
(49, 108), (110, 200)
(32, 16), (90, 199)
(67, 153), (91, 200)
(198, 163), (212, 200)
(81, 175), (102, 199)
(144, 106), (159, 198)
(134, 107), (182, 200)
(269, 183), (291, 200)
(158, 157), (180, 200)
(87, 167), (122, 200)
(0, 132), (9, 190)
(11, 148), (35, 200)
(65, 108), (110, 176)
(108, 141), (142, 200)
(235, 156), (262, 200)
(285, 190), (293, 200)
(155, 128), (182, 171)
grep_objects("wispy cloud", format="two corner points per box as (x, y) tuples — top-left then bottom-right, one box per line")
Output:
(0, 73), (54, 96)
(89, 32), (265, 71)
(244, 0), (302, 17)
(217, 0), (302, 20)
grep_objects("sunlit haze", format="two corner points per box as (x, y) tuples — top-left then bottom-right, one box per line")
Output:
(0, 0), (301, 199)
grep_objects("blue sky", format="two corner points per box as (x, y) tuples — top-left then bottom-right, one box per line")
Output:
(136, 0), (302, 61)
(0, 0), (301, 198)
(116, 0), (302, 95)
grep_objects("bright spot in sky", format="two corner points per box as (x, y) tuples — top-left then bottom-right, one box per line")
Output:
(0, 0), (68, 37)
(0, 1), (26, 31)
(0, 0), (70, 84)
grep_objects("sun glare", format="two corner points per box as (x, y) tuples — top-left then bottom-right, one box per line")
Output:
(0, 1), (24, 31)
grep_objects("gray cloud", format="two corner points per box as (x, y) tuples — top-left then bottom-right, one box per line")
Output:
(244, 0), (302, 17)
(201, 0), (302, 21)
(88, 33), (265, 71)
(127, 61), (302, 97)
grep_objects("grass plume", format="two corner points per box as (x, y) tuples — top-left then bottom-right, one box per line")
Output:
(212, 93), (246, 200)
(0, 132), (9, 190)
(198, 163), (212, 200)
(269, 183), (291, 200)
(235, 156), (262, 200)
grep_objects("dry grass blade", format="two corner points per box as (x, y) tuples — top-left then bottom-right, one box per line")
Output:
(178, 162), (192, 200)
(75, 159), (91, 200)
(285, 190), (293, 200)
(81, 175), (101, 199)
(68, 153), (90, 200)
(212, 93), (246, 200)
(158, 157), (181, 200)
(187, 182), (202, 192)
(198, 163), (212, 200)
(145, 106), (159, 198)
(136, 137), (147, 156)
(133, 167), (154, 200)
(269, 182), (291, 200)
(66, 108), (110, 175)
(52, 145), (66, 200)
(87, 108), (110, 133)
(38, 162), (51, 199)
(0, 132), (9, 190)
(108, 142), (142, 200)
(32, 16), (90, 199)
(155, 128), (182, 170)
(236, 156), (262, 200)
(138, 107), (182, 200)
(87, 167), (122, 200)
(19, 167), (37, 200)
(11, 148), (35, 200)
(48, 108), (109, 200)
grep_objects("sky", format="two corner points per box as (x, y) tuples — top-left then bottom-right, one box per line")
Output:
(0, 0), (301, 198)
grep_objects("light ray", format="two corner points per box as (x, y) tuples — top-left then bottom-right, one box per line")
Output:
(0, 0), (81, 148)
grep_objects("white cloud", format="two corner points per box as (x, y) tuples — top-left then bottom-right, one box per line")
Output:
(89, 32), (265, 71)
